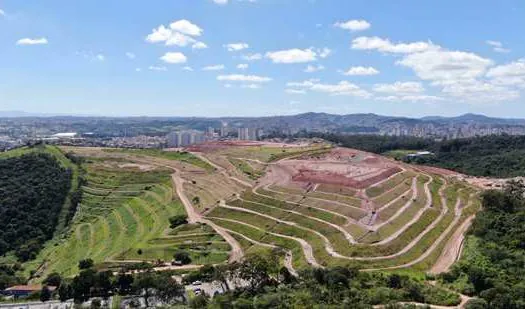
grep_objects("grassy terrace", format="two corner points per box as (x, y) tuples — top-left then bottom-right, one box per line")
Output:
(228, 157), (264, 180)
(26, 156), (227, 279)
(209, 218), (310, 270)
(366, 171), (415, 198)
(268, 184), (363, 207)
(315, 184), (357, 196)
(256, 187), (366, 220)
(216, 144), (331, 163)
(103, 148), (215, 172)
(361, 175), (430, 244)
(207, 172), (478, 272)
(371, 176), (415, 208)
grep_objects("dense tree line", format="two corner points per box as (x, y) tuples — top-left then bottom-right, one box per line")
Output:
(0, 153), (72, 261)
(30, 253), (460, 308)
(306, 133), (525, 177)
(440, 180), (525, 308)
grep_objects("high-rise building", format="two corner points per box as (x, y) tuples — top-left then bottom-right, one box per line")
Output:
(238, 127), (262, 141)
(166, 130), (206, 147)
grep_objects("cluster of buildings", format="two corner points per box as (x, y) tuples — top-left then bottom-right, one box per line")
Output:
(379, 123), (525, 139)
(166, 127), (264, 148)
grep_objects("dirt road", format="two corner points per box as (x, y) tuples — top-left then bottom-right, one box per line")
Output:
(430, 215), (474, 274)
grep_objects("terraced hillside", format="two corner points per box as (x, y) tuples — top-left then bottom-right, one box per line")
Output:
(22, 142), (481, 284)
(196, 143), (482, 275)
(27, 148), (232, 279)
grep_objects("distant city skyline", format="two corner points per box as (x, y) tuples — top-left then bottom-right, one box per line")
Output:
(1, 0), (524, 118)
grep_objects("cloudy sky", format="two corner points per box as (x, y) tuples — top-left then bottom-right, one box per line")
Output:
(1, 0), (524, 117)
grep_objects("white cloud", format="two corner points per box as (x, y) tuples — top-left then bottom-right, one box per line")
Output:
(242, 53), (262, 61)
(441, 79), (519, 102)
(166, 32), (196, 47)
(286, 79), (319, 88)
(486, 40), (510, 53)
(224, 84), (233, 88)
(192, 42), (208, 49)
(202, 64), (225, 71)
(287, 79), (371, 97)
(343, 66), (379, 76)
(373, 82), (425, 94)
(266, 48), (317, 63)
(16, 37), (48, 45)
(334, 19), (371, 32)
(169, 19), (203, 36)
(286, 89), (306, 94)
(135, 68), (142, 72)
(397, 50), (493, 82)
(0, 9), (5, 16)
(76, 51), (105, 62)
(352, 36), (439, 54)
(146, 25), (172, 43)
(213, 0), (228, 4)
(126, 52), (136, 59)
(304, 65), (325, 73)
(486, 59), (525, 78)
(376, 95), (444, 102)
(146, 20), (205, 48)
(318, 48), (331, 58)
(149, 66), (167, 71)
(225, 43), (249, 51)
(241, 84), (261, 89)
(237, 64), (249, 70)
(182, 66), (194, 71)
(160, 52), (187, 64)
(217, 74), (272, 83)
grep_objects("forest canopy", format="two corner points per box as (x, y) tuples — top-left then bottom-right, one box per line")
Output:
(0, 153), (72, 261)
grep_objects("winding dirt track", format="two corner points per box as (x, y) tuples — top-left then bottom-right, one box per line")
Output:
(430, 214), (475, 274)
(208, 217), (321, 268)
(171, 172), (244, 263)
(220, 227), (298, 276)
(130, 156), (245, 263)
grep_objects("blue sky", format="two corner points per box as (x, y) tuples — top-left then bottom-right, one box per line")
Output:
(1, 0), (524, 117)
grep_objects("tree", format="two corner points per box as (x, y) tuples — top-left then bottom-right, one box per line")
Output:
(44, 272), (62, 287)
(94, 271), (113, 298)
(116, 273), (134, 295)
(174, 250), (192, 265)
(78, 259), (94, 270)
(236, 253), (279, 291)
(71, 269), (96, 303)
(169, 215), (188, 229)
(192, 196), (201, 205)
(189, 294), (209, 309)
(157, 276), (184, 304)
(213, 264), (233, 292)
(40, 286), (52, 302)
(132, 272), (158, 308)
(465, 298), (489, 309)
(58, 283), (72, 302)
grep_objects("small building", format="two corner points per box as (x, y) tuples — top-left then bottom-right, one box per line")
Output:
(52, 132), (78, 138)
(407, 151), (434, 158)
(2, 285), (55, 298)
